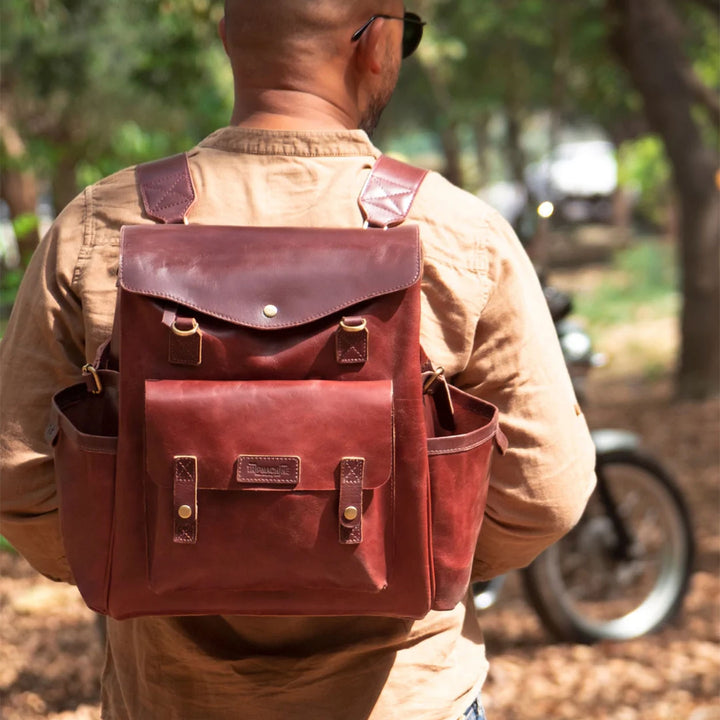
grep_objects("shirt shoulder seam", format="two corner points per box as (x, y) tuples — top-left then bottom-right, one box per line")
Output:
(71, 186), (94, 287)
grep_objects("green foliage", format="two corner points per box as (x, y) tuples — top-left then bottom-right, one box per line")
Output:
(1, 0), (231, 192)
(11, 213), (39, 241)
(0, 268), (23, 310)
(573, 241), (679, 328)
(618, 136), (672, 227)
(0, 535), (16, 554)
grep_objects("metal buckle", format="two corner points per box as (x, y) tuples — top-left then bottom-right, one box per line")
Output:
(171, 318), (199, 336)
(82, 364), (103, 395)
(339, 317), (368, 333)
(422, 366), (445, 394)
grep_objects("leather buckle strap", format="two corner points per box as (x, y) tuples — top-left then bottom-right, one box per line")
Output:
(173, 455), (198, 544)
(338, 457), (365, 545)
(161, 307), (203, 366)
(336, 316), (368, 365)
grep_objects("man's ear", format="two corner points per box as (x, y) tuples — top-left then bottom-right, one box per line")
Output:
(218, 16), (229, 55)
(353, 18), (386, 75)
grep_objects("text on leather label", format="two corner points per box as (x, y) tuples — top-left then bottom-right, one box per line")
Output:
(236, 456), (300, 486)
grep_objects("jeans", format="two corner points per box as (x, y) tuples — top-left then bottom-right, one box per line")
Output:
(461, 696), (486, 720)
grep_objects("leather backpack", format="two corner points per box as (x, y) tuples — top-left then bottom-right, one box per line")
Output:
(48, 153), (507, 619)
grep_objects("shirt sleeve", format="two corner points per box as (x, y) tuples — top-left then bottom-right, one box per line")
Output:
(454, 211), (596, 581)
(0, 193), (88, 583)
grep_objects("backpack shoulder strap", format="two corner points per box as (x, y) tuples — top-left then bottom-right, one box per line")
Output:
(358, 155), (429, 228)
(136, 153), (196, 224)
(135, 151), (427, 228)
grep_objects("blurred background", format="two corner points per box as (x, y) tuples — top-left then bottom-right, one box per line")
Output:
(0, 1), (718, 719)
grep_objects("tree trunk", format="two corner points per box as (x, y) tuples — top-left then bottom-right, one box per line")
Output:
(472, 114), (491, 188)
(416, 57), (465, 188)
(440, 122), (464, 188)
(51, 151), (79, 214)
(0, 169), (41, 269)
(505, 109), (526, 187)
(0, 113), (40, 269)
(607, 0), (720, 398)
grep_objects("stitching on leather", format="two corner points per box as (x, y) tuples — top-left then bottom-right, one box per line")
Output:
(143, 173), (192, 213)
(120, 235), (422, 328)
(427, 430), (497, 456)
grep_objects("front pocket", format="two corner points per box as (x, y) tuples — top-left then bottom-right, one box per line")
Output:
(427, 386), (504, 611)
(50, 375), (119, 614)
(144, 379), (394, 594)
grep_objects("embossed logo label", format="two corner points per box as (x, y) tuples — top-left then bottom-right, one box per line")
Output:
(236, 456), (300, 486)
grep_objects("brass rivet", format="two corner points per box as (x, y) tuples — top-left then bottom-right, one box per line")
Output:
(178, 504), (193, 519)
(263, 304), (278, 318)
(343, 506), (358, 521)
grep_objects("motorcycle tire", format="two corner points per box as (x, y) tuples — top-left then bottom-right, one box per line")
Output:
(522, 449), (694, 644)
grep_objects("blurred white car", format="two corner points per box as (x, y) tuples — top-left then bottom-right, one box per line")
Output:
(525, 140), (618, 222)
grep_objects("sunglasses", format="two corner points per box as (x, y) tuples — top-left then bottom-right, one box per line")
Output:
(351, 11), (426, 59)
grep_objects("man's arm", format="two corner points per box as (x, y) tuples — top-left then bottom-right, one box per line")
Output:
(456, 212), (596, 581)
(0, 194), (88, 582)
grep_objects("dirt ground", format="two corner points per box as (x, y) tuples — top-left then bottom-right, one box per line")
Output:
(1, 372), (718, 720)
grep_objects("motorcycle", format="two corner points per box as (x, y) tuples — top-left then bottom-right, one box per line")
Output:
(472, 283), (695, 644)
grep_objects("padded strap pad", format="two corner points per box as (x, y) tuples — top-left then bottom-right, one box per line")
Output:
(359, 155), (428, 228)
(136, 153), (196, 224)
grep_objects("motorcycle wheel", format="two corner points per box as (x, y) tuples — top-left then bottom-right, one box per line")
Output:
(522, 449), (694, 643)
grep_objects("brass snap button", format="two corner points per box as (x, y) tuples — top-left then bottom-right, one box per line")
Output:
(263, 304), (278, 318)
(178, 504), (193, 519)
(343, 506), (358, 521)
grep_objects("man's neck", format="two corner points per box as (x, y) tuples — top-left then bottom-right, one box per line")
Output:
(231, 88), (358, 131)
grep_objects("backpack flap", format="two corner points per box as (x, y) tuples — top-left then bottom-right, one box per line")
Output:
(119, 224), (421, 330)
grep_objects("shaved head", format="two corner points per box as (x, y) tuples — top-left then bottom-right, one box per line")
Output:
(221, 0), (405, 133)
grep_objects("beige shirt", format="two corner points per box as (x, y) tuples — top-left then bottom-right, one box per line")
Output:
(0, 128), (595, 720)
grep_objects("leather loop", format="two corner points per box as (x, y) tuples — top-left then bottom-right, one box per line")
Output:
(359, 155), (428, 228)
(92, 337), (113, 370)
(136, 153), (196, 224)
(168, 316), (202, 366)
(338, 457), (364, 545)
(336, 317), (368, 365)
(173, 456), (198, 544)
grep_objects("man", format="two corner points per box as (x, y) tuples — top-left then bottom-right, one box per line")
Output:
(0, 2), (595, 718)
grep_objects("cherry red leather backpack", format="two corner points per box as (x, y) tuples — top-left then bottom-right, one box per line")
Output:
(49, 153), (506, 619)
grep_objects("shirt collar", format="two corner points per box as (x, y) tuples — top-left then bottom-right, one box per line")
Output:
(198, 126), (381, 158)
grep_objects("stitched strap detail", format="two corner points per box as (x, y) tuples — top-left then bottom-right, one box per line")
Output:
(338, 457), (364, 545)
(136, 153), (196, 224)
(335, 317), (368, 365)
(168, 316), (203, 366)
(358, 155), (428, 228)
(173, 456), (198, 544)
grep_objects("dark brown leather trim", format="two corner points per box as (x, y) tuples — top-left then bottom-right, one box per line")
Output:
(173, 456), (198, 544)
(359, 155), (428, 228)
(338, 457), (364, 545)
(136, 153), (196, 224)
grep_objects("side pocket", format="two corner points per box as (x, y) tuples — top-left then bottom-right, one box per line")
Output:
(427, 385), (505, 611)
(49, 372), (118, 614)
